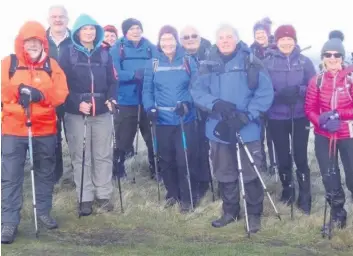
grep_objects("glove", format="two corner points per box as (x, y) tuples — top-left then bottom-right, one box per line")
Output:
(175, 102), (190, 117)
(319, 110), (339, 126)
(134, 68), (145, 84)
(18, 84), (44, 108)
(227, 112), (250, 133)
(147, 108), (158, 123)
(277, 86), (300, 105)
(213, 120), (231, 142)
(322, 119), (341, 133)
(212, 100), (237, 120)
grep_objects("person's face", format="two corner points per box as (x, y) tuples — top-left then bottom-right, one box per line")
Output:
(255, 30), (269, 46)
(126, 25), (142, 42)
(216, 28), (237, 55)
(24, 38), (43, 59)
(160, 33), (177, 56)
(104, 31), (117, 46)
(48, 7), (68, 33)
(277, 37), (295, 55)
(78, 25), (96, 44)
(181, 28), (201, 51)
(322, 51), (343, 71)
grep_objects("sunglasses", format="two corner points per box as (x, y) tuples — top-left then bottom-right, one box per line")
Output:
(323, 52), (343, 58)
(183, 34), (198, 40)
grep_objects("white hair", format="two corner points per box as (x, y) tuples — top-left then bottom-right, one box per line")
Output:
(48, 5), (68, 17)
(215, 24), (240, 42)
(180, 25), (200, 37)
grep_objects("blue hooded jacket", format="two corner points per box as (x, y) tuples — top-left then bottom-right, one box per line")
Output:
(191, 41), (274, 143)
(110, 37), (157, 106)
(59, 14), (117, 116)
(143, 46), (197, 125)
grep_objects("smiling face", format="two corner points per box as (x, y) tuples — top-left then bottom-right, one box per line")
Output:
(24, 38), (43, 60)
(180, 27), (201, 53)
(104, 31), (117, 46)
(126, 25), (142, 42)
(255, 30), (269, 46)
(322, 51), (343, 72)
(48, 7), (68, 33)
(216, 27), (237, 55)
(160, 33), (177, 56)
(78, 25), (96, 44)
(277, 37), (295, 55)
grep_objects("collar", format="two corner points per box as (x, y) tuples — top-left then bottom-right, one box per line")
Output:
(49, 29), (69, 45)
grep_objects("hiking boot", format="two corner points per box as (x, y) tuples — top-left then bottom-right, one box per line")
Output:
(280, 186), (295, 205)
(96, 199), (114, 212)
(247, 214), (261, 234)
(78, 201), (93, 216)
(211, 213), (240, 228)
(1, 224), (18, 244)
(164, 198), (177, 209)
(321, 219), (347, 237)
(38, 214), (58, 229)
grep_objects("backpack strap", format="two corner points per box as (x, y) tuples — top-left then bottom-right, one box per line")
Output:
(9, 54), (52, 79)
(69, 45), (79, 66)
(100, 49), (109, 66)
(245, 52), (260, 90)
(152, 58), (159, 73)
(183, 56), (191, 77)
(316, 72), (324, 90)
(9, 54), (18, 79)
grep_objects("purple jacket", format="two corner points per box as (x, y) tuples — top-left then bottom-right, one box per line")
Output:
(263, 46), (316, 120)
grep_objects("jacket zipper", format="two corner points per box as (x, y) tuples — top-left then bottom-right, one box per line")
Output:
(88, 57), (96, 116)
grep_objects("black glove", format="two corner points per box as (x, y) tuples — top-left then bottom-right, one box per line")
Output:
(134, 68), (145, 84)
(277, 86), (300, 105)
(147, 108), (158, 122)
(18, 84), (44, 108)
(213, 120), (231, 142)
(175, 102), (190, 117)
(227, 112), (250, 133)
(212, 100), (237, 120)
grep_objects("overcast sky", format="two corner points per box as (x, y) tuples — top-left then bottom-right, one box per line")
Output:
(0, 0), (352, 60)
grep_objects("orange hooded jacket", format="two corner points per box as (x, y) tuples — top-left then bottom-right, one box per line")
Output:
(1, 21), (69, 137)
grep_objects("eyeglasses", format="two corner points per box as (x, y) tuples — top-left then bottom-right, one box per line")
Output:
(323, 52), (343, 58)
(183, 34), (198, 40)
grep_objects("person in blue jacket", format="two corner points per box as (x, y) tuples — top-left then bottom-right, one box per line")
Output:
(110, 18), (158, 180)
(143, 25), (198, 213)
(191, 24), (274, 233)
(59, 14), (117, 216)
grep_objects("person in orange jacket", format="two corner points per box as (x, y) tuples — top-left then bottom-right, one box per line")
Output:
(1, 21), (69, 244)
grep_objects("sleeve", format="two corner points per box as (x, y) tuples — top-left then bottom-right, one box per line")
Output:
(1, 56), (19, 103)
(142, 58), (155, 111)
(299, 56), (317, 97)
(106, 53), (118, 101)
(109, 43), (135, 84)
(246, 70), (274, 121)
(190, 67), (219, 112)
(304, 76), (320, 127)
(39, 59), (69, 108)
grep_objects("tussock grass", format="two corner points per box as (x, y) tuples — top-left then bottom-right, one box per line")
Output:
(2, 132), (353, 256)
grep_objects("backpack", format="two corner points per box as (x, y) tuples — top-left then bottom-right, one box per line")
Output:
(119, 42), (152, 69)
(69, 45), (109, 67)
(9, 54), (52, 79)
(151, 55), (192, 77)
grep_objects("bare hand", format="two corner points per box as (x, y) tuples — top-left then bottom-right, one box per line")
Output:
(79, 101), (92, 115)
(105, 100), (117, 112)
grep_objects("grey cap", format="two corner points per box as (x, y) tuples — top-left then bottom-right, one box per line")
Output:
(321, 38), (345, 59)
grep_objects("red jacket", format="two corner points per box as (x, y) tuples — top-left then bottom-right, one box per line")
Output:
(305, 66), (353, 139)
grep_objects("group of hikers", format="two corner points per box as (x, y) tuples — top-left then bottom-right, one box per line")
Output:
(1, 4), (353, 245)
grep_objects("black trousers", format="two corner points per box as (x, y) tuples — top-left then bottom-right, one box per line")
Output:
(268, 117), (310, 187)
(156, 123), (197, 204)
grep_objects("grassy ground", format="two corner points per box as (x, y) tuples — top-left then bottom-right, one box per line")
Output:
(2, 133), (353, 256)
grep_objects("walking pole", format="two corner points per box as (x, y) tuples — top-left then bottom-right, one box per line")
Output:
(150, 111), (161, 202)
(110, 101), (124, 213)
(236, 142), (250, 238)
(79, 115), (88, 218)
(25, 107), (39, 238)
(271, 141), (279, 183)
(178, 102), (194, 211)
(290, 105), (295, 220)
(236, 133), (282, 221)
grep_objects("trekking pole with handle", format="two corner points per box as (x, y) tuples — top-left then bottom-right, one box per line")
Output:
(132, 102), (141, 184)
(110, 101), (124, 213)
(150, 110), (161, 202)
(236, 132), (282, 221)
(178, 101), (194, 211)
(236, 142), (250, 238)
(25, 108), (39, 238)
(271, 141), (279, 183)
(290, 105), (295, 221)
(79, 115), (88, 218)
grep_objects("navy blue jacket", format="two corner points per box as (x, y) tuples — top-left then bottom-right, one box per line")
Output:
(59, 14), (117, 116)
(46, 29), (72, 61)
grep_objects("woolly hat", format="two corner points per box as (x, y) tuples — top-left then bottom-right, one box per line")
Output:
(253, 21), (270, 36)
(274, 25), (297, 42)
(321, 38), (345, 59)
(157, 25), (179, 50)
(121, 18), (143, 36)
(104, 25), (118, 36)
(328, 30), (344, 42)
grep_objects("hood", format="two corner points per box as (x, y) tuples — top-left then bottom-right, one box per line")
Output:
(71, 14), (104, 55)
(15, 21), (49, 65)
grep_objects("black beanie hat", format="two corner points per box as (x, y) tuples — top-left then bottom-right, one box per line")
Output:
(122, 18), (143, 36)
